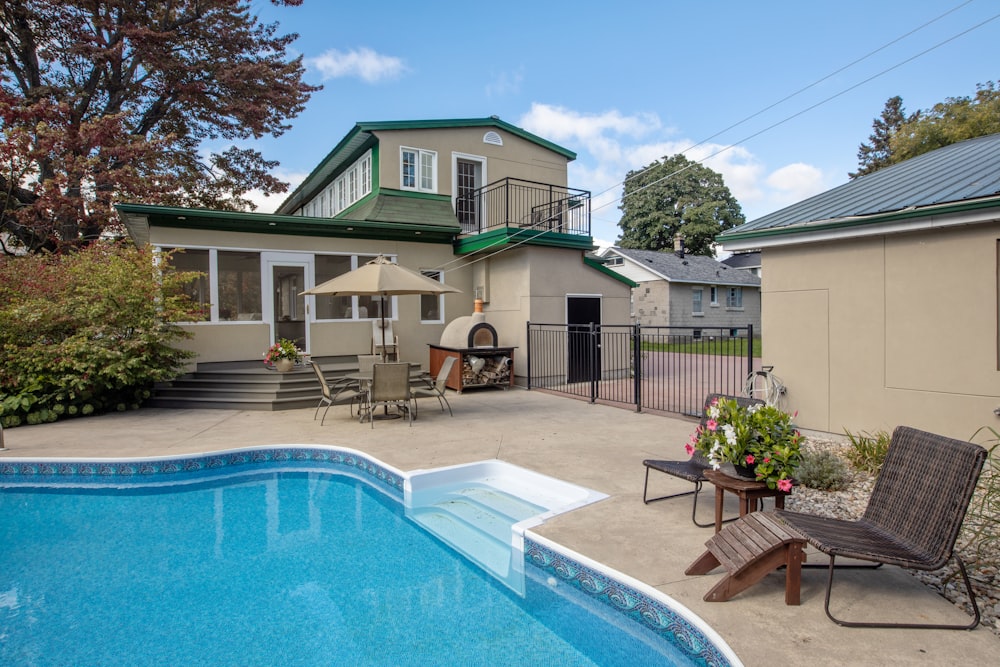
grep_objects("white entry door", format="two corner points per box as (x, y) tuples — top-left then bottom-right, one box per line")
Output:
(262, 252), (314, 353)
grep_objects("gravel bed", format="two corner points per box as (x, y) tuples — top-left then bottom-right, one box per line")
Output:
(785, 437), (999, 635)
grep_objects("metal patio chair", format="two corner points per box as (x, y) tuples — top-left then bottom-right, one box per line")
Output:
(772, 425), (987, 629)
(367, 362), (412, 428)
(411, 356), (456, 418)
(310, 361), (364, 425)
(642, 393), (764, 527)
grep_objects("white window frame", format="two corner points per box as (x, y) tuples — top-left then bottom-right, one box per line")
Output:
(692, 288), (704, 316)
(401, 146), (437, 193)
(419, 269), (445, 324)
(726, 286), (744, 309)
(709, 285), (719, 306)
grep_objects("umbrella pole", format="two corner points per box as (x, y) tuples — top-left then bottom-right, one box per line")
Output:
(380, 294), (387, 359)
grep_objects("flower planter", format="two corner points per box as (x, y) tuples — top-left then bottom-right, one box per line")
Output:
(273, 358), (295, 373)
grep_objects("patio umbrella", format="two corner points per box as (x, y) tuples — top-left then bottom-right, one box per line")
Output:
(300, 255), (461, 353)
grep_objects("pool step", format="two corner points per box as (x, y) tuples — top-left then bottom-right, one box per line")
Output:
(409, 485), (548, 593)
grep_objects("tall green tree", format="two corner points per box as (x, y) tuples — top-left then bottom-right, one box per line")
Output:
(849, 95), (906, 179)
(617, 154), (744, 255)
(850, 82), (1000, 178)
(892, 81), (1000, 162)
(0, 0), (319, 254)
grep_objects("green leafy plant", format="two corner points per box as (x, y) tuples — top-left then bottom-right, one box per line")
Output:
(843, 428), (891, 476)
(264, 338), (302, 364)
(0, 242), (200, 428)
(960, 427), (1000, 561)
(689, 396), (803, 491)
(796, 449), (851, 491)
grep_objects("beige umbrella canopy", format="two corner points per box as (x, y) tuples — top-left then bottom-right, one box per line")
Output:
(301, 255), (461, 351)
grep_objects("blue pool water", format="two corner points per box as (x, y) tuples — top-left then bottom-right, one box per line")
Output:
(0, 452), (733, 666)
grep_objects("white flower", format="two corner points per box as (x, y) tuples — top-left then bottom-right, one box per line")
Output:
(707, 406), (720, 419)
(722, 424), (737, 446)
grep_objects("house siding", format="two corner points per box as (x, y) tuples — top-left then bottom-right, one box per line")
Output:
(761, 223), (1000, 439)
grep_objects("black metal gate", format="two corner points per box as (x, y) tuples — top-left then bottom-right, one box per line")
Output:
(526, 322), (755, 417)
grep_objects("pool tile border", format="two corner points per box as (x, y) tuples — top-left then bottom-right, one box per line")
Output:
(525, 539), (731, 667)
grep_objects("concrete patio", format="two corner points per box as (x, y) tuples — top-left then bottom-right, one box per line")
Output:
(3, 387), (997, 665)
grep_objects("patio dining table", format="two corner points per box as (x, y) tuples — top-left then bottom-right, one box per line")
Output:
(342, 362), (427, 421)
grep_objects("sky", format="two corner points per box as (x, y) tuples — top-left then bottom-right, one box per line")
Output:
(241, 0), (1000, 248)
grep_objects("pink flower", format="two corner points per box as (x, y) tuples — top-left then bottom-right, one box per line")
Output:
(706, 419), (718, 431)
(777, 478), (793, 493)
(745, 454), (755, 465)
(792, 410), (799, 418)
(685, 443), (694, 456)
(764, 457), (771, 463)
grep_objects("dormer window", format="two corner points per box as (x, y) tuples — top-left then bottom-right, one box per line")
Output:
(401, 147), (437, 192)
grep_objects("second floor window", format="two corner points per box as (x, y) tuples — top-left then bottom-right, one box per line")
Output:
(402, 147), (436, 192)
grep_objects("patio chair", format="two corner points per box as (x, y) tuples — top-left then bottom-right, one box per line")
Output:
(411, 356), (456, 418)
(643, 393), (764, 527)
(367, 362), (412, 428)
(357, 354), (380, 374)
(310, 362), (365, 425)
(771, 425), (987, 629)
(372, 319), (398, 361)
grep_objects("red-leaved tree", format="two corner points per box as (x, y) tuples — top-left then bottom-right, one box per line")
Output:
(0, 0), (318, 253)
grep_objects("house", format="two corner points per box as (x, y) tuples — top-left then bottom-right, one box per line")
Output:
(597, 244), (760, 334)
(118, 117), (633, 386)
(716, 133), (1000, 440)
(720, 250), (761, 278)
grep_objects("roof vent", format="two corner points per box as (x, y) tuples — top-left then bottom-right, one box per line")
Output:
(483, 131), (503, 146)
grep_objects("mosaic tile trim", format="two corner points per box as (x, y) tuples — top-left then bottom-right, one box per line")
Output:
(524, 538), (732, 667)
(0, 448), (404, 498)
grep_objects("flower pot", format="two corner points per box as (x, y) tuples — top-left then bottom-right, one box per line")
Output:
(274, 358), (295, 372)
(720, 462), (758, 479)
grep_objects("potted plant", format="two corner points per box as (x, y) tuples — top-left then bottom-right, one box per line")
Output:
(686, 396), (803, 491)
(264, 338), (302, 372)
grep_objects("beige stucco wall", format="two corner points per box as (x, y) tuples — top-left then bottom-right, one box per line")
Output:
(476, 246), (632, 382)
(761, 223), (1000, 440)
(373, 127), (569, 194)
(148, 226), (473, 368)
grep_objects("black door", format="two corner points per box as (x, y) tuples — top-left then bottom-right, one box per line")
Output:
(567, 296), (601, 383)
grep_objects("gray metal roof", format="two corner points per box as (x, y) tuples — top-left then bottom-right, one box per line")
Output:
(724, 133), (1000, 236)
(609, 247), (760, 286)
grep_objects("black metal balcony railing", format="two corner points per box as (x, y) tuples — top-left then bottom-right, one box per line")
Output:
(456, 177), (590, 236)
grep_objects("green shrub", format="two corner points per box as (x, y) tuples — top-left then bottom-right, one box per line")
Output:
(797, 449), (851, 491)
(843, 428), (891, 476)
(961, 427), (1000, 560)
(0, 242), (201, 428)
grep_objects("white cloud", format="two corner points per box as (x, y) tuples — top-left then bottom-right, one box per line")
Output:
(486, 69), (524, 97)
(244, 170), (309, 214)
(308, 48), (407, 83)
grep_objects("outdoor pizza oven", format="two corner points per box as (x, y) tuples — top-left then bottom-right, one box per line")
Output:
(429, 300), (514, 392)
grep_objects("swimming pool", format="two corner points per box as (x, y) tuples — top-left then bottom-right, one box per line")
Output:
(0, 447), (739, 666)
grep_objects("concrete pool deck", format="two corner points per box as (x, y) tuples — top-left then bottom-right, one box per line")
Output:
(3, 387), (997, 665)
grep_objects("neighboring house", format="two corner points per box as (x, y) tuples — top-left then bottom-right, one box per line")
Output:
(717, 132), (1000, 440)
(118, 117), (633, 383)
(597, 244), (760, 334)
(720, 251), (761, 278)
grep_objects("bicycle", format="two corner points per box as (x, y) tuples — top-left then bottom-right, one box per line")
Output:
(744, 365), (786, 407)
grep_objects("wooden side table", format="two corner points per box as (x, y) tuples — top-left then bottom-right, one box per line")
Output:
(703, 469), (790, 533)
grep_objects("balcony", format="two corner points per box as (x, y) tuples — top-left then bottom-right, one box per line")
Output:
(457, 177), (590, 237)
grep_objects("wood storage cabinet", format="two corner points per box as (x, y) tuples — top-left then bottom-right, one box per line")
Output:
(428, 345), (515, 392)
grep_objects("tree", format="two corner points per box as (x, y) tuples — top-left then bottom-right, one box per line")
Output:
(892, 81), (1000, 163)
(617, 154), (744, 255)
(0, 0), (319, 254)
(849, 95), (906, 179)
(850, 82), (1000, 178)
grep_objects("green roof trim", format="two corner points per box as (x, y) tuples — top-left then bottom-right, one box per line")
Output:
(276, 117), (576, 215)
(716, 195), (1000, 243)
(116, 203), (457, 245)
(584, 256), (637, 287)
(453, 227), (595, 255)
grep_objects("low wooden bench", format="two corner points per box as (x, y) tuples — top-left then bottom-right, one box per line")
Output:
(685, 511), (807, 605)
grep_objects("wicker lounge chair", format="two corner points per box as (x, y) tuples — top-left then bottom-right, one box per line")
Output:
(643, 393), (765, 527)
(772, 425), (987, 629)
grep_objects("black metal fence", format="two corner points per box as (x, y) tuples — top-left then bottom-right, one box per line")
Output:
(526, 322), (755, 417)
